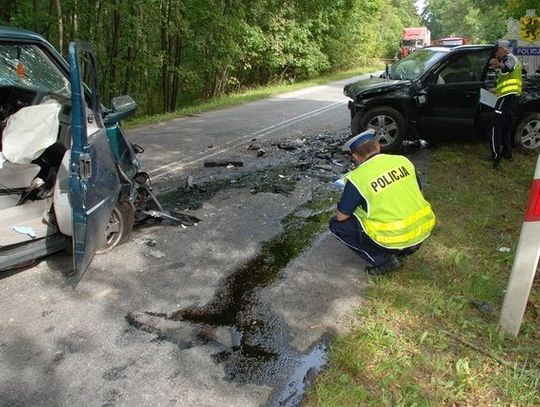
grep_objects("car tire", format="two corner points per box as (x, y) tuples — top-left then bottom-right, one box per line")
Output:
(515, 112), (540, 150)
(97, 200), (135, 254)
(352, 106), (406, 153)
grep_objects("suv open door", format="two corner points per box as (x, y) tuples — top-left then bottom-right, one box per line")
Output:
(68, 42), (120, 274)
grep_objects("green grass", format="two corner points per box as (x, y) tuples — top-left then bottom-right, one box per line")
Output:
(125, 65), (382, 128)
(306, 143), (540, 406)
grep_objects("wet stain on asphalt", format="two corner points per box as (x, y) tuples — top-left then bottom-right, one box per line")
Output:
(125, 132), (432, 404)
(126, 197), (334, 405)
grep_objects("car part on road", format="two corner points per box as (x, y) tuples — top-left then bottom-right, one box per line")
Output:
(515, 112), (540, 149)
(203, 159), (244, 167)
(134, 172), (201, 226)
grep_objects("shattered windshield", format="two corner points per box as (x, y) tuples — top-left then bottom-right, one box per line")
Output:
(389, 48), (447, 80)
(0, 43), (70, 97)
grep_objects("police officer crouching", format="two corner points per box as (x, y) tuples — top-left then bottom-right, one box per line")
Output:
(329, 130), (436, 275)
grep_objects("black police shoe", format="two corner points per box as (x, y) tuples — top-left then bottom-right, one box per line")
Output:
(492, 158), (501, 169)
(366, 254), (401, 276)
(398, 244), (421, 257)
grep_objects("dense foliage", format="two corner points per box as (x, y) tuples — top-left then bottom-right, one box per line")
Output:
(1, 0), (418, 115)
(421, 0), (539, 43)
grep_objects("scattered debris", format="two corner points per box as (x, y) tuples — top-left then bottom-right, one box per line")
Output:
(247, 144), (262, 151)
(144, 239), (157, 247)
(146, 249), (166, 259)
(277, 143), (297, 151)
(185, 175), (195, 191)
(256, 148), (266, 157)
(314, 152), (330, 160)
(314, 164), (334, 171)
(277, 139), (305, 151)
(272, 183), (294, 195)
(12, 225), (37, 239)
(470, 299), (495, 315)
(204, 159), (244, 168)
(498, 246), (511, 253)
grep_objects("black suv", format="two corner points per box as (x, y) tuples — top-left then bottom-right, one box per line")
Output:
(344, 45), (540, 152)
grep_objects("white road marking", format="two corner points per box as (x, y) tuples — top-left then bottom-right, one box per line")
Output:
(148, 100), (347, 179)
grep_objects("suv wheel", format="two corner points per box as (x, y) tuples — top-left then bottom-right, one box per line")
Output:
(97, 201), (135, 254)
(352, 107), (405, 153)
(515, 112), (540, 149)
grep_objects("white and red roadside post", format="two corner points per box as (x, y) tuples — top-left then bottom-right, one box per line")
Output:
(499, 155), (540, 337)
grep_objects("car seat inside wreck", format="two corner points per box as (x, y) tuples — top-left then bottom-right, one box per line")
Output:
(0, 91), (72, 247)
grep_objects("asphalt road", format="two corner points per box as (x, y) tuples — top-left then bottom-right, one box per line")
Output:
(0, 74), (375, 407)
(128, 77), (359, 184)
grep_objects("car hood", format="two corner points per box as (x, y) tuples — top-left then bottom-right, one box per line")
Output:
(344, 77), (410, 100)
(521, 76), (540, 103)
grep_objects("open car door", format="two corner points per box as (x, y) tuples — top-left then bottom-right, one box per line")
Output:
(68, 42), (120, 274)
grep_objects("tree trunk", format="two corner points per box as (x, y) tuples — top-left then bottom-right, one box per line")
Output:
(160, 0), (171, 111)
(170, 36), (182, 110)
(53, 0), (63, 52)
(107, 1), (122, 101)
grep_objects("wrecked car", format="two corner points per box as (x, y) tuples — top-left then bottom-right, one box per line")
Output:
(0, 27), (177, 275)
(344, 45), (540, 152)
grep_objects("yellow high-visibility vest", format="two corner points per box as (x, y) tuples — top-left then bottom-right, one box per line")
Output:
(496, 56), (522, 97)
(346, 154), (436, 249)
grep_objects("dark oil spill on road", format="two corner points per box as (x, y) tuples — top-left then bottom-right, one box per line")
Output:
(127, 194), (335, 406)
(159, 164), (299, 210)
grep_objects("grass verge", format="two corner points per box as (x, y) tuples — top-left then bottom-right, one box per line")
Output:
(125, 65), (382, 128)
(306, 142), (540, 406)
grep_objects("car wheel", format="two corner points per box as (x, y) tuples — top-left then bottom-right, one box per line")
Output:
(352, 107), (406, 153)
(515, 112), (540, 150)
(97, 201), (135, 254)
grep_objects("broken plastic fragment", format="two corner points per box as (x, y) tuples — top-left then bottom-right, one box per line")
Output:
(12, 225), (37, 238)
(332, 178), (346, 189)
(146, 250), (165, 259)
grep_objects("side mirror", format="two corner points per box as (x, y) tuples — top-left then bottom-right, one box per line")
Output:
(104, 95), (138, 125)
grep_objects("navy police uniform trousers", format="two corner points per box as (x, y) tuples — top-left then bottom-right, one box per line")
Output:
(329, 216), (420, 267)
(490, 94), (518, 161)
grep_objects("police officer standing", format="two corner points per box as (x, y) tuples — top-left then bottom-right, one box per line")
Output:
(489, 39), (522, 169)
(329, 130), (436, 275)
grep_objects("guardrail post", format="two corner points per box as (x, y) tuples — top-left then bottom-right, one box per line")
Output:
(499, 155), (540, 337)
